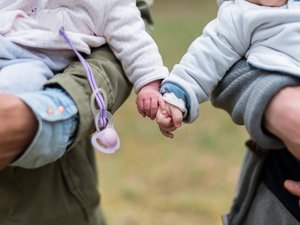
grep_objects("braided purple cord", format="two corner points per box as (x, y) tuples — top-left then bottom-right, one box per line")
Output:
(59, 26), (107, 128)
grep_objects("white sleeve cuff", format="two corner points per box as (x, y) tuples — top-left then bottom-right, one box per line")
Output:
(163, 92), (187, 117)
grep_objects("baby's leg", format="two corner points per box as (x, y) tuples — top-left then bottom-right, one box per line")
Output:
(0, 60), (54, 94)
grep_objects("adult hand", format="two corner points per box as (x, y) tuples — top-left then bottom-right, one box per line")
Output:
(0, 94), (38, 169)
(264, 86), (300, 202)
(284, 180), (300, 206)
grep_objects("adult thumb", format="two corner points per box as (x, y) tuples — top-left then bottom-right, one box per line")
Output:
(284, 180), (300, 202)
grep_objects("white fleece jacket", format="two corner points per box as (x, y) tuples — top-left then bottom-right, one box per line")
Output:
(162, 0), (300, 122)
(0, 0), (168, 92)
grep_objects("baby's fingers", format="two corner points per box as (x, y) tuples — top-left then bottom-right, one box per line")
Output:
(149, 99), (159, 120)
(159, 126), (174, 138)
(136, 97), (146, 117)
(156, 108), (171, 126)
(169, 106), (183, 128)
(158, 122), (178, 138)
(158, 96), (166, 112)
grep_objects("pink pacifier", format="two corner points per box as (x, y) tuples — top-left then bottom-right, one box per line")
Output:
(91, 109), (120, 154)
(91, 126), (120, 154)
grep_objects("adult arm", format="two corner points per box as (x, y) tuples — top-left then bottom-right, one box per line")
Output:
(264, 86), (300, 160)
(0, 43), (132, 169)
(211, 59), (300, 198)
(0, 94), (38, 169)
(211, 59), (299, 149)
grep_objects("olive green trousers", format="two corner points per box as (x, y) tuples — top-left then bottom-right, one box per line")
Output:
(0, 45), (132, 225)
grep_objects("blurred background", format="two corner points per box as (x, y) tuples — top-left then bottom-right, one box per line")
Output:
(97, 1), (249, 225)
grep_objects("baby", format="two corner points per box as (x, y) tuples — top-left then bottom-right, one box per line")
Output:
(0, 0), (168, 120)
(156, 0), (298, 137)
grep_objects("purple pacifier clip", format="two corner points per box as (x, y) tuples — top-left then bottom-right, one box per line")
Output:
(59, 26), (120, 154)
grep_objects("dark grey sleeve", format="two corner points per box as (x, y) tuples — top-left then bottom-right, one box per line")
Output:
(211, 59), (300, 149)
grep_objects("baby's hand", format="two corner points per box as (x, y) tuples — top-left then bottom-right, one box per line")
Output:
(136, 80), (162, 120)
(156, 103), (183, 138)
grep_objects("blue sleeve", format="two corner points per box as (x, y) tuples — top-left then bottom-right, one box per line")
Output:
(160, 82), (191, 121)
(10, 88), (79, 168)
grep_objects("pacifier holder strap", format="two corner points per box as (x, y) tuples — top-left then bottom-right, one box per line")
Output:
(59, 27), (106, 128)
(59, 26), (120, 154)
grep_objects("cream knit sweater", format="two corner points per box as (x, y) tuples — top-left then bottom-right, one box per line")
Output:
(0, 0), (168, 91)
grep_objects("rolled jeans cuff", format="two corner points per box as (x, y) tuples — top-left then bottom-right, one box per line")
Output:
(10, 88), (78, 169)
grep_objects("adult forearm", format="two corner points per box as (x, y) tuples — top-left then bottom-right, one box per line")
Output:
(264, 86), (300, 159)
(0, 94), (38, 169)
(211, 59), (299, 149)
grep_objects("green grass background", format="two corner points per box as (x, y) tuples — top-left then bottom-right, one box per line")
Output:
(97, 1), (249, 224)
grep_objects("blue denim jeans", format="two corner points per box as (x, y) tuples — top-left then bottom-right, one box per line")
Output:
(0, 34), (72, 93)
